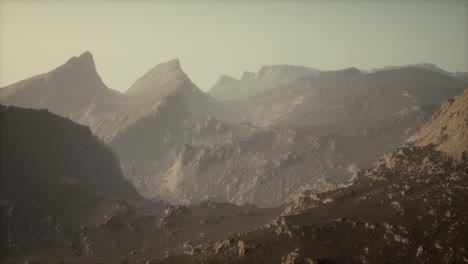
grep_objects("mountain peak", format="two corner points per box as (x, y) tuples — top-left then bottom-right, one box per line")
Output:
(78, 50), (94, 61)
(125, 59), (193, 97)
(64, 51), (96, 69)
(51, 51), (108, 92)
(145, 58), (182, 75)
(165, 58), (181, 70)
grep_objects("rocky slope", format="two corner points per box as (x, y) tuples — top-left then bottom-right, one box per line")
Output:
(0, 105), (280, 264)
(0, 104), (140, 261)
(155, 90), (468, 264)
(130, 67), (464, 207)
(134, 123), (422, 207)
(408, 88), (468, 159)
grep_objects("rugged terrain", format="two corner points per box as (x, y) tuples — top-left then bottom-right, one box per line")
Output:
(155, 89), (468, 264)
(1, 52), (466, 207)
(1, 51), (467, 263)
(0, 105), (279, 263)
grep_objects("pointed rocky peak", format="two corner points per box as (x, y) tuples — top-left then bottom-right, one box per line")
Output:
(125, 59), (195, 98)
(63, 51), (97, 72)
(145, 58), (182, 74)
(0, 51), (109, 103)
(50, 51), (107, 90)
(142, 58), (183, 78)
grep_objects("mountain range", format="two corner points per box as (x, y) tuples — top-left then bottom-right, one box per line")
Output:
(1, 51), (467, 263)
(1, 52), (466, 208)
(1, 85), (466, 263)
(156, 88), (468, 264)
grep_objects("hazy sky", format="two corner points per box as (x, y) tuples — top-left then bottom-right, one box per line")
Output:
(1, 1), (467, 92)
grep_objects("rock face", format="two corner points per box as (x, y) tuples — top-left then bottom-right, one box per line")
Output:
(156, 89), (468, 264)
(1, 52), (466, 208)
(208, 65), (319, 101)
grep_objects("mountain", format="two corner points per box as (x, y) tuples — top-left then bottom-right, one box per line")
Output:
(156, 89), (468, 264)
(0, 51), (121, 119)
(208, 65), (319, 101)
(125, 59), (188, 97)
(141, 66), (464, 207)
(0, 105), (279, 263)
(223, 67), (465, 127)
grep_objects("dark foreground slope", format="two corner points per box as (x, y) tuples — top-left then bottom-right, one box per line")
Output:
(157, 89), (468, 264)
(0, 105), (279, 263)
(0, 105), (140, 261)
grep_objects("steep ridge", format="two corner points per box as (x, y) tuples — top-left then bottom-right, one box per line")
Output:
(156, 89), (468, 264)
(0, 105), (279, 264)
(0, 52), (120, 119)
(208, 65), (319, 101)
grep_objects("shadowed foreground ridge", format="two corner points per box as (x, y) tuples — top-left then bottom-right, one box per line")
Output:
(156, 89), (468, 264)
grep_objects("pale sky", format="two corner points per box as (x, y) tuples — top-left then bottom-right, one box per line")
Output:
(1, 1), (467, 92)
